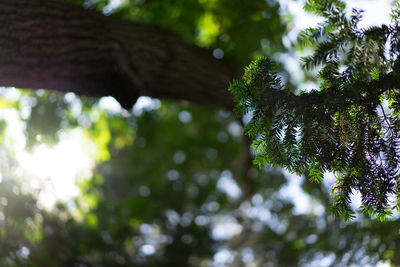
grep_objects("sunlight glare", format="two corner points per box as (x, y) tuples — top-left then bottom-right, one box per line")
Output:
(17, 129), (95, 210)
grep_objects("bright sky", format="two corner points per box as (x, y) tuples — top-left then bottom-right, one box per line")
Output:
(282, 0), (394, 37)
(279, 0), (394, 86)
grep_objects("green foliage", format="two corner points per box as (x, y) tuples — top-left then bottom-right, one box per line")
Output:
(3, 100), (400, 266)
(75, 0), (286, 68)
(3, 0), (400, 266)
(0, 0), (290, 264)
(230, 0), (400, 219)
(24, 91), (68, 149)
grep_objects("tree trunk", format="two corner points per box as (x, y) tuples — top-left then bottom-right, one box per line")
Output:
(0, 0), (236, 109)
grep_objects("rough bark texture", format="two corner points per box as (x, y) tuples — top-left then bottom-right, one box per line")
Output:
(0, 0), (236, 109)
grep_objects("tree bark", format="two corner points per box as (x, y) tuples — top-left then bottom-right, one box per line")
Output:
(0, 0), (236, 109)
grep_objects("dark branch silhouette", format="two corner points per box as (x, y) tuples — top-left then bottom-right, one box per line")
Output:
(0, 0), (236, 109)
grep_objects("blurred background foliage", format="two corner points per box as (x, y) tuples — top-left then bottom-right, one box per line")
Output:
(0, 0), (400, 266)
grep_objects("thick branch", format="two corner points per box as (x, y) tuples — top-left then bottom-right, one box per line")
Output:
(0, 0), (236, 109)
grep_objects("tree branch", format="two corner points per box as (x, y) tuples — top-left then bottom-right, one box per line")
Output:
(0, 0), (236, 109)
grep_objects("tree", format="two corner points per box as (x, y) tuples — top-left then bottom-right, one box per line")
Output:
(2, 0), (400, 266)
(230, 0), (400, 219)
(2, 99), (400, 266)
(0, 0), (239, 109)
(4, 0), (400, 219)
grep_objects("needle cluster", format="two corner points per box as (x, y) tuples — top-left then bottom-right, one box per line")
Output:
(230, 0), (400, 220)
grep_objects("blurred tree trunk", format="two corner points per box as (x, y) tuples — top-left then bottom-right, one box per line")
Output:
(0, 0), (236, 109)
